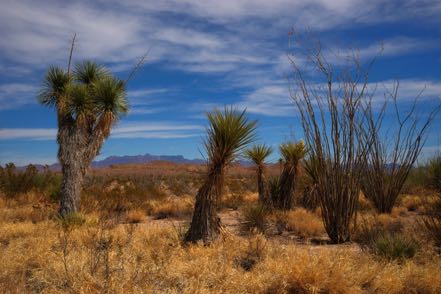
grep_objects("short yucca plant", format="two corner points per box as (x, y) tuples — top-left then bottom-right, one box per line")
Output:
(273, 141), (306, 210)
(241, 203), (270, 233)
(39, 61), (129, 216)
(185, 107), (257, 244)
(373, 233), (419, 261)
(244, 144), (273, 204)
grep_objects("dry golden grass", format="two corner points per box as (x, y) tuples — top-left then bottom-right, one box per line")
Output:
(400, 194), (424, 212)
(146, 196), (194, 219)
(273, 208), (325, 238)
(1, 162), (441, 293)
(1, 212), (441, 293)
(124, 209), (146, 223)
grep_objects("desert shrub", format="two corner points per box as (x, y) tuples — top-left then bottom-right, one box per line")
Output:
(353, 214), (404, 247)
(354, 214), (417, 260)
(125, 209), (146, 223)
(373, 233), (419, 261)
(226, 175), (256, 197)
(426, 155), (441, 193)
(421, 194), (441, 249)
(390, 206), (408, 218)
(146, 197), (194, 219)
(0, 164), (60, 198)
(57, 212), (86, 228)
(299, 184), (319, 211)
(273, 208), (325, 239)
(221, 191), (245, 210)
(400, 194), (423, 212)
(358, 193), (373, 212)
(235, 235), (267, 271)
(241, 203), (270, 233)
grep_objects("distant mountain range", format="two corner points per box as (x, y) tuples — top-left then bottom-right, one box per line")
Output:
(17, 153), (206, 171)
(91, 153), (206, 167)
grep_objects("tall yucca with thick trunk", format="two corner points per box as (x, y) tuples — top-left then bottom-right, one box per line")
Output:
(245, 144), (273, 204)
(38, 61), (128, 216)
(184, 108), (257, 244)
(273, 141), (306, 210)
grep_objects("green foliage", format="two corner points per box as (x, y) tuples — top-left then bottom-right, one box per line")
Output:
(58, 212), (86, 228)
(205, 107), (257, 165)
(38, 66), (70, 106)
(38, 61), (129, 128)
(244, 144), (273, 165)
(0, 164), (61, 198)
(354, 217), (417, 260)
(279, 141), (306, 164)
(268, 177), (281, 204)
(426, 155), (441, 193)
(241, 203), (269, 233)
(373, 234), (419, 261)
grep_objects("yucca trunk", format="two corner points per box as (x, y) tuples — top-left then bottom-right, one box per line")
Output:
(275, 163), (297, 210)
(59, 158), (85, 216)
(256, 165), (269, 204)
(57, 122), (106, 217)
(184, 163), (224, 244)
(57, 123), (85, 216)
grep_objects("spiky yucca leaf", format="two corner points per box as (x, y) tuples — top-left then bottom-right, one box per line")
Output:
(93, 76), (128, 119)
(38, 66), (70, 107)
(39, 61), (128, 123)
(279, 141), (306, 164)
(74, 61), (109, 85)
(205, 107), (257, 165)
(65, 84), (93, 118)
(245, 144), (273, 166)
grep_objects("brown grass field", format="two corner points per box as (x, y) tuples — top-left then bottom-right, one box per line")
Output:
(1, 161), (441, 293)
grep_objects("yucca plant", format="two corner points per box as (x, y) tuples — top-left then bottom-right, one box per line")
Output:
(38, 61), (129, 216)
(184, 107), (257, 244)
(273, 141), (306, 210)
(244, 144), (273, 204)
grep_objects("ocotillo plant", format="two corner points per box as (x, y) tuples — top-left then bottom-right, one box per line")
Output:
(361, 89), (440, 213)
(288, 35), (370, 243)
(244, 144), (273, 205)
(38, 61), (129, 217)
(273, 141), (306, 210)
(184, 107), (257, 244)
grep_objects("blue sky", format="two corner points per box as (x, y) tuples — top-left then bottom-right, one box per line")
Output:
(0, 0), (440, 165)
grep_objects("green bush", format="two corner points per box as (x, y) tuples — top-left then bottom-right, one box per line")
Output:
(373, 233), (419, 261)
(268, 177), (281, 205)
(57, 212), (86, 228)
(241, 203), (269, 233)
(426, 155), (441, 193)
(0, 164), (61, 198)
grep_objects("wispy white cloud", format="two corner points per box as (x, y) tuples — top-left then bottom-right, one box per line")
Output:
(2, 0), (437, 75)
(0, 83), (38, 110)
(235, 84), (295, 116)
(0, 122), (203, 140)
(0, 128), (56, 140)
(233, 78), (441, 117)
(0, 0), (440, 112)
